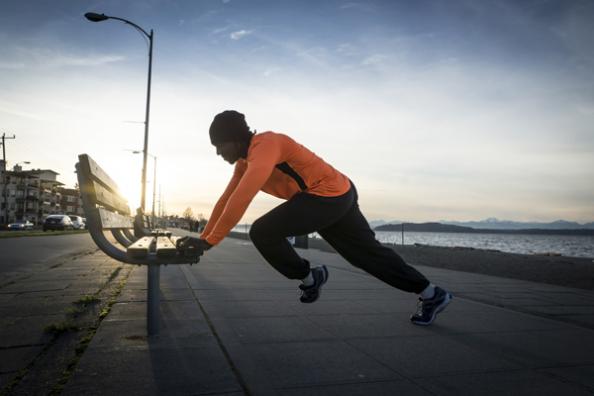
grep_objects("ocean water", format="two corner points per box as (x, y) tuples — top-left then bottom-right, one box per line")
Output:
(373, 231), (594, 259)
(232, 225), (594, 259)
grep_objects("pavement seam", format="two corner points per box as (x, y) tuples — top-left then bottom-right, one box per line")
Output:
(316, 257), (594, 331)
(451, 293), (594, 331)
(181, 266), (251, 396)
(0, 248), (98, 291)
(299, 312), (440, 395)
(0, 260), (131, 396)
(0, 344), (46, 351)
(48, 264), (133, 395)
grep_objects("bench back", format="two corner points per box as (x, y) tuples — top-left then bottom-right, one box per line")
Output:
(77, 154), (133, 229)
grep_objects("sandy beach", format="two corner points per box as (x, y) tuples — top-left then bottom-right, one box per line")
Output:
(305, 237), (594, 291)
(227, 231), (594, 290)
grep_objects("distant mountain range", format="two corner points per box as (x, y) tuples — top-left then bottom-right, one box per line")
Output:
(370, 218), (594, 230)
(442, 218), (594, 230)
(371, 218), (594, 235)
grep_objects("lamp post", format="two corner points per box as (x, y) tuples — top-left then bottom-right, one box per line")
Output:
(84, 12), (153, 213)
(131, 151), (157, 224)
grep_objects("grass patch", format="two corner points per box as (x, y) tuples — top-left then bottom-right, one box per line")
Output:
(49, 267), (132, 395)
(98, 307), (110, 319)
(1, 368), (28, 396)
(0, 230), (88, 239)
(106, 267), (122, 283)
(74, 295), (101, 305)
(44, 321), (79, 335)
(65, 306), (85, 317)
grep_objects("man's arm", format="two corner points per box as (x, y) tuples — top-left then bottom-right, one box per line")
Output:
(200, 162), (245, 239)
(203, 139), (281, 245)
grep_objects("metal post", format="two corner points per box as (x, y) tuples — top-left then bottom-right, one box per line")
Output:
(23, 177), (27, 222)
(158, 184), (161, 217)
(151, 156), (157, 225)
(85, 14), (154, 213)
(147, 263), (160, 335)
(140, 30), (153, 212)
(401, 223), (404, 245)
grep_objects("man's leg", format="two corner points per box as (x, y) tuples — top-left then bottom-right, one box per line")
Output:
(318, 202), (430, 293)
(249, 190), (354, 280)
(318, 200), (452, 325)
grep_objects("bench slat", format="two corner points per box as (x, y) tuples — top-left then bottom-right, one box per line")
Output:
(89, 180), (130, 215)
(127, 236), (155, 258)
(78, 154), (122, 196)
(156, 236), (177, 257)
(96, 208), (133, 229)
(78, 154), (130, 215)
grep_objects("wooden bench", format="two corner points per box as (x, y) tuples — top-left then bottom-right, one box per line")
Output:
(76, 154), (195, 335)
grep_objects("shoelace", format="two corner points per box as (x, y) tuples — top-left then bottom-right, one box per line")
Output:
(415, 299), (425, 316)
(415, 298), (438, 316)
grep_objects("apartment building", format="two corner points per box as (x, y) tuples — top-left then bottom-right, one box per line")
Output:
(0, 161), (77, 225)
(58, 187), (84, 217)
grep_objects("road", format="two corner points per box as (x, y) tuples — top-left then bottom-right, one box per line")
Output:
(0, 232), (97, 275)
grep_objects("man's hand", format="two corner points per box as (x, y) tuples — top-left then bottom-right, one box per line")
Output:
(176, 237), (212, 262)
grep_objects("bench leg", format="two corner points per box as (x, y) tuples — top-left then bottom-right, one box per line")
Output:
(147, 264), (160, 336)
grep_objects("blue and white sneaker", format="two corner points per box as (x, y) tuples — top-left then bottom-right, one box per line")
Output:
(410, 286), (452, 326)
(299, 265), (329, 303)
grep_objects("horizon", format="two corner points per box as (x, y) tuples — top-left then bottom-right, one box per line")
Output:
(1, 0), (593, 224)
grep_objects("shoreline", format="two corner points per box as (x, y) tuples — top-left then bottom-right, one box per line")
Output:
(227, 231), (594, 291)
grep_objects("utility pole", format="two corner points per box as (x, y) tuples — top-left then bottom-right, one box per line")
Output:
(158, 184), (162, 217)
(1, 133), (16, 225)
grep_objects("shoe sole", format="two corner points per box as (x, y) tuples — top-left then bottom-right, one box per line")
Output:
(301, 265), (329, 304)
(411, 292), (452, 326)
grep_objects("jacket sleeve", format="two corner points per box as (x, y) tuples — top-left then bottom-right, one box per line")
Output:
(200, 162), (245, 239)
(203, 139), (281, 245)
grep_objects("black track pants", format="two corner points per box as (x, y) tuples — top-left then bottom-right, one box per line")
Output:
(249, 183), (430, 294)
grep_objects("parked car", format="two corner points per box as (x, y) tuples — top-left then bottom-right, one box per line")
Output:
(43, 215), (74, 231)
(69, 215), (86, 229)
(8, 220), (34, 231)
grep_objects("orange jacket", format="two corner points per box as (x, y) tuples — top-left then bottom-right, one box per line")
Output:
(201, 131), (351, 245)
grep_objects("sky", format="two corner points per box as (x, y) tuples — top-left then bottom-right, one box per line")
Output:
(1, 0), (593, 224)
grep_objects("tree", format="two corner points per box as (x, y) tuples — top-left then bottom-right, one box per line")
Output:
(182, 207), (194, 221)
(197, 213), (208, 228)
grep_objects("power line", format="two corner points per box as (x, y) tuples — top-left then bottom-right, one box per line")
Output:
(1, 133), (16, 164)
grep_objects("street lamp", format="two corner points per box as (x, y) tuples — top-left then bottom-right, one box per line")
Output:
(84, 12), (153, 213)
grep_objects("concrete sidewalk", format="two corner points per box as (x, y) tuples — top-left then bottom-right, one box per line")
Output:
(55, 239), (594, 395)
(53, 239), (594, 395)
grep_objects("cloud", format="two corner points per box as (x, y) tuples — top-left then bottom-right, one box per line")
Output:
(10, 46), (125, 69)
(0, 101), (46, 121)
(230, 30), (253, 40)
(47, 54), (126, 68)
(361, 54), (387, 66)
(0, 61), (25, 70)
(339, 2), (375, 12)
(210, 25), (230, 35)
(263, 67), (281, 77)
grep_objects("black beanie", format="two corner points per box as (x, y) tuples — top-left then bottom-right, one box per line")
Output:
(209, 110), (252, 144)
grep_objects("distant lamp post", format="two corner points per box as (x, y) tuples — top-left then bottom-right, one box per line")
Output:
(131, 151), (157, 223)
(84, 12), (154, 213)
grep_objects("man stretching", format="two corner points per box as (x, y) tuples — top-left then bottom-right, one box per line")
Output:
(178, 110), (452, 325)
